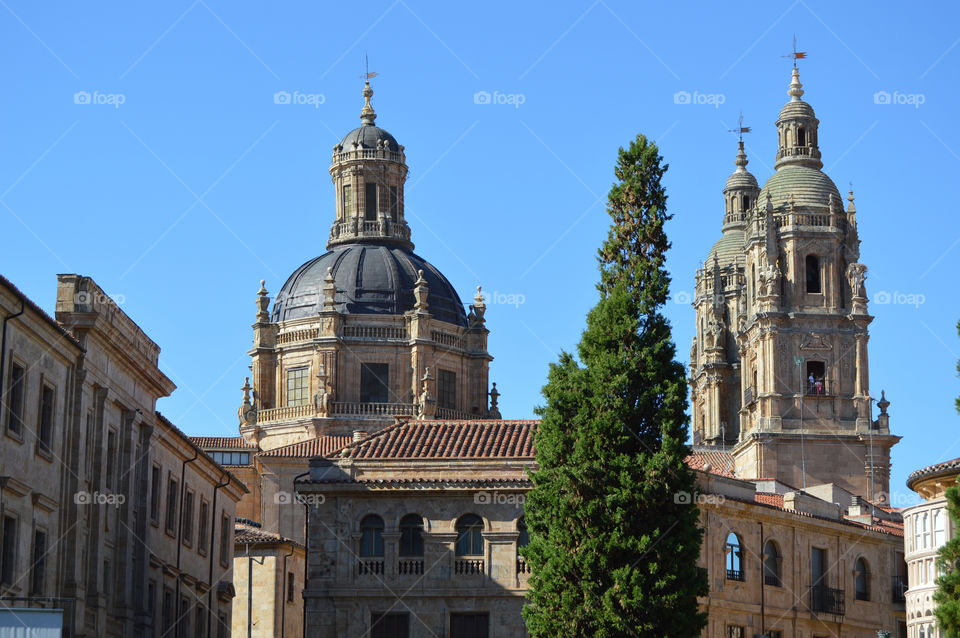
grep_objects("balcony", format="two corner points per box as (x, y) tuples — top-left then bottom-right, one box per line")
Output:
(397, 559), (424, 576)
(516, 558), (531, 575)
(331, 402), (418, 417)
(357, 559), (384, 576)
(743, 387), (755, 405)
(804, 378), (834, 397)
(892, 577), (907, 603)
(454, 559), (484, 576)
(809, 585), (845, 615)
(726, 569), (744, 582)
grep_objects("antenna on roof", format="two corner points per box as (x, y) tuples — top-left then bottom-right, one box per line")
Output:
(781, 35), (807, 68)
(728, 111), (752, 142)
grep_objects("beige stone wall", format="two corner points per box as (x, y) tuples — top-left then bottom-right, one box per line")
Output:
(232, 543), (305, 638)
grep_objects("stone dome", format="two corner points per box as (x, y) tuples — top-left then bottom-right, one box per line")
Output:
(724, 170), (758, 192)
(272, 243), (467, 326)
(759, 165), (840, 210)
(338, 125), (400, 152)
(778, 99), (816, 122)
(706, 230), (745, 267)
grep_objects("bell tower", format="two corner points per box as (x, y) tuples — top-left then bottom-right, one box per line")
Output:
(691, 66), (899, 501)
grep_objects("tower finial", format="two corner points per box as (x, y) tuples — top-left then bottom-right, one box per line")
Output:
(360, 54), (379, 126)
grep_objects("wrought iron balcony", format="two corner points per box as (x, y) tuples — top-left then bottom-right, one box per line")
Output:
(726, 569), (744, 582)
(804, 378), (834, 397)
(810, 585), (845, 615)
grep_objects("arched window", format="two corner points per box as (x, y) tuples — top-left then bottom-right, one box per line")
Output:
(455, 514), (484, 557)
(763, 540), (782, 587)
(805, 255), (821, 293)
(399, 514), (424, 557)
(742, 195), (750, 212)
(517, 517), (530, 549)
(797, 127), (806, 147)
(934, 509), (947, 547)
(359, 515), (384, 558)
(725, 532), (744, 581)
(855, 557), (870, 600)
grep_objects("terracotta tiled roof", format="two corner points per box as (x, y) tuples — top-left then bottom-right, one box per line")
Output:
(190, 436), (256, 450)
(332, 420), (537, 459)
(907, 457), (960, 489)
(754, 492), (785, 508)
(843, 517), (905, 537)
(234, 521), (301, 547)
(686, 449), (736, 477)
(302, 476), (531, 487)
(259, 435), (354, 458)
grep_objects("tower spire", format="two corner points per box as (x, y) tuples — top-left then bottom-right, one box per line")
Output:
(360, 54), (379, 126)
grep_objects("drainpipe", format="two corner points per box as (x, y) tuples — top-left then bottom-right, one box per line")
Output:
(0, 298), (26, 413)
(280, 545), (293, 638)
(175, 447), (199, 633)
(244, 543), (265, 638)
(295, 470), (309, 638)
(208, 469), (230, 638)
(759, 521), (765, 636)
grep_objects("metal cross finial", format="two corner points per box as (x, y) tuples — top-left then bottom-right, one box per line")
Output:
(728, 111), (752, 142)
(782, 35), (808, 67)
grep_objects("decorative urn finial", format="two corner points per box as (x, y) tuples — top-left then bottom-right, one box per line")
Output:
(360, 80), (376, 125)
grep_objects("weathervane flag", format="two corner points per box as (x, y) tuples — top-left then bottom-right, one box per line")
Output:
(782, 35), (808, 66)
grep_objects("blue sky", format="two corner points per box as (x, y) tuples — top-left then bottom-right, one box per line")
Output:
(2, 1), (957, 503)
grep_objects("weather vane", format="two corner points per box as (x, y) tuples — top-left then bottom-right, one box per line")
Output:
(728, 111), (751, 142)
(363, 53), (379, 81)
(782, 35), (807, 67)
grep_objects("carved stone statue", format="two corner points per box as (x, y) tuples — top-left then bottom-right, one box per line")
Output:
(418, 367), (436, 419)
(846, 262), (867, 298)
(488, 382), (501, 419)
(759, 262), (780, 296)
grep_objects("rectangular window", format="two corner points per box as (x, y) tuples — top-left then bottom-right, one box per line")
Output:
(437, 369), (456, 410)
(811, 546), (826, 586)
(727, 628), (744, 638)
(105, 430), (117, 488)
(450, 612), (489, 638)
(365, 182), (378, 220)
(6, 363), (25, 435)
(360, 363), (389, 404)
(1, 515), (17, 584)
(29, 530), (46, 595)
(389, 185), (399, 222)
(166, 477), (179, 535)
(150, 465), (161, 524)
(342, 184), (353, 218)
(194, 607), (206, 638)
(179, 596), (191, 638)
(220, 513), (231, 567)
(102, 559), (111, 596)
(286, 367), (309, 407)
(806, 361), (826, 395)
(38, 385), (55, 450)
(198, 500), (210, 554)
(147, 580), (156, 618)
(211, 451), (250, 465)
(286, 571), (295, 603)
(217, 612), (228, 638)
(371, 612), (410, 638)
(182, 489), (195, 546)
(162, 588), (174, 633)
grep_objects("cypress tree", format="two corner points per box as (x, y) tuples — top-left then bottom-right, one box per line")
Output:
(522, 134), (707, 637)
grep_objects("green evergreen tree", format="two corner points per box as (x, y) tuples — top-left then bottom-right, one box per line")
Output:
(522, 134), (707, 637)
(936, 320), (960, 636)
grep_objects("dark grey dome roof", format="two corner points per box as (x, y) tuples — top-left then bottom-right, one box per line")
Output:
(339, 125), (399, 151)
(272, 244), (467, 326)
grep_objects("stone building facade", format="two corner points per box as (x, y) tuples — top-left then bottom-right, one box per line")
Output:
(688, 66), (899, 502)
(0, 273), (247, 637)
(903, 458), (960, 638)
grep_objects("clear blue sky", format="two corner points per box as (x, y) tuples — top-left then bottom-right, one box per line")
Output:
(2, 1), (957, 504)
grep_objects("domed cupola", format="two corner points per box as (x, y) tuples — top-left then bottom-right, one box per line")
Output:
(328, 80), (412, 251)
(722, 140), (759, 228)
(774, 67), (822, 170)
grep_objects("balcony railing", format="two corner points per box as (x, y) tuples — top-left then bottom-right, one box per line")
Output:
(357, 559), (384, 576)
(892, 576), (907, 603)
(397, 559), (424, 576)
(331, 402), (418, 416)
(516, 558), (531, 575)
(435, 407), (478, 420)
(342, 325), (408, 340)
(805, 378), (834, 397)
(810, 585), (845, 615)
(726, 569), (744, 582)
(454, 559), (484, 576)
